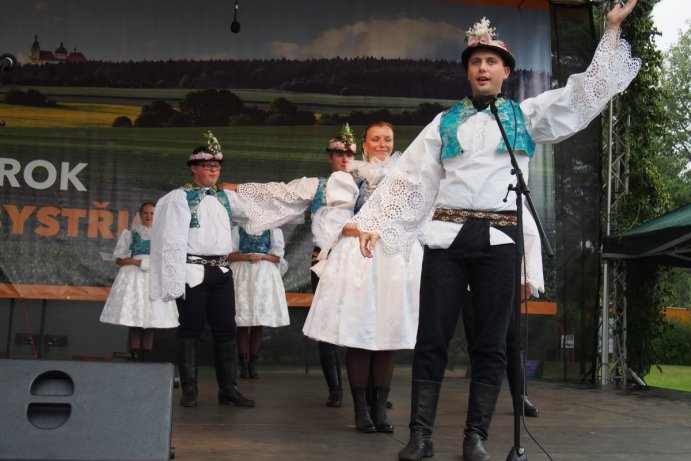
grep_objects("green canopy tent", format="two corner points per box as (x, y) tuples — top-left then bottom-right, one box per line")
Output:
(603, 203), (691, 268)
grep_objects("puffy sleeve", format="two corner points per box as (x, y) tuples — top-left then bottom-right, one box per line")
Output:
(230, 225), (240, 251)
(112, 229), (133, 259)
(270, 228), (288, 276)
(521, 28), (641, 144)
(236, 177), (320, 235)
(149, 190), (190, 302)
(312, 171), (359, 257)
(351, 118), (443, 257)
(521, 205), (544, 298)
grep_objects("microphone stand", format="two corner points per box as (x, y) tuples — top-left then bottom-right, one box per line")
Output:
(488, 99), (554, 461)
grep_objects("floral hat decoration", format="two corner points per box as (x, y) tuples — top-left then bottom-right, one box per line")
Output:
(326, 122), (357, 155)
(187, 131), (224, 166)
(461, 17), (515, 71)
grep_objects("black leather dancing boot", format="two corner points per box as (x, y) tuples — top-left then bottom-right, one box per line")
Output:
(177, 338), (198, 407)
(215, 341), (256, 407)
(507, 349), (539, 417)
(238, 353), (250, 379)
(248, 354), (259, 379)
(320, 349), (343, 407)
(521, 396), (539, 417)
(371, 387), (394, 433)
(462, 381), (501, 461)
(351, 387), (376, 433)
(398, 379), (441, 461)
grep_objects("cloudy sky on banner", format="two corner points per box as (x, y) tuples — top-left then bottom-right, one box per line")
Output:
(2, 0), (551, 71)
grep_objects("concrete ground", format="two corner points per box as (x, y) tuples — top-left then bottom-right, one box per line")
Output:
(170, 366), (691, 461)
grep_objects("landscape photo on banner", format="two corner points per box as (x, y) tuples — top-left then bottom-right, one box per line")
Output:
(0, 0), (553, 300)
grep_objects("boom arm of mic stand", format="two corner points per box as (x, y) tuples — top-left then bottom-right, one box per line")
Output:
(489, 102), (553, 258)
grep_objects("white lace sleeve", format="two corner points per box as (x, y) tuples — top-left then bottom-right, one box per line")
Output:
(351, 122), (443, 257)
(522, 28), (641, 144)
(311, 172), (358, 257)
(236, 177), (319, 234)
(521, 205), (544, 298)
(149, 190), (189, 302)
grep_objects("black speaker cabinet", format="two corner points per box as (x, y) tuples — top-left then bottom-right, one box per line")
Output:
(0, 359), (174, 460)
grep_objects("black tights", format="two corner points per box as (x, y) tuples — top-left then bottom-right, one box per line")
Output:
(346, 347), (396, 388)
(237, 326), (263, 358)
(129, 327), (154, 351)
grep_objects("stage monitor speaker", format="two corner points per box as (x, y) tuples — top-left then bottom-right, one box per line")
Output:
(0, 359), (175, 461)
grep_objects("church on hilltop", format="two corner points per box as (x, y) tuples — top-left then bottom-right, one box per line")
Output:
(29, 35), (87, 64)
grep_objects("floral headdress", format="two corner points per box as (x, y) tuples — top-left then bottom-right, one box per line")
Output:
(187, 131), (224, 165)
(326, 123), (357, 154)
(461, 17), (515, 71)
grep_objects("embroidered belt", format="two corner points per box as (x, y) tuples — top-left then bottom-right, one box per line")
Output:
(186, 254), (229, 268)
(432, 208), (517, 227)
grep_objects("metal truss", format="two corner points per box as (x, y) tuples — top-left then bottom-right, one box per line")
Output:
(600, 95), (630, 386)
(600, 89), (645, 388)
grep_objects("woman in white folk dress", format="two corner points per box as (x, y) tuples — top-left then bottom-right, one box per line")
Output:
(304, 122), (423, 434)
(100, 202), (179, 360)
(228, 224), (289, 379)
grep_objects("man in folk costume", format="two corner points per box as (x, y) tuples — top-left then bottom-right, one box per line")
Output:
(150, 132), (255, 408)
(353, 2), (640, 460)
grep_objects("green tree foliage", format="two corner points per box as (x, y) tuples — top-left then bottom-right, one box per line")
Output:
(657, 22), (691, 207)
(111, 115), (133, 127)
(266, 97), (314, 125)
(179, 89), (245, 126)
(134, 100), (177, 127)
(3, 88), (56, 107)
(615, 0), (673, 377)
(652, 318), (691, 365)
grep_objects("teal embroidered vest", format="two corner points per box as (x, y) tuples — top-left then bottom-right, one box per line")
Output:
(439, 97), (535, 161)
(129, 231), (150, 256)
(238, 227), (271, 255)
(310, 177), (329, 215)
(183, 183), (233, 228)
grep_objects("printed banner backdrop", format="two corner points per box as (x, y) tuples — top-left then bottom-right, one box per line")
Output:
(1, 0), (556, 300)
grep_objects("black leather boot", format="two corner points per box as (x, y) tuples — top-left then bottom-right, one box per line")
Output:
(398, 379), (441, 461)
(320, 349), (343, 407)
(239, 353), (250, 379)
(462, 381), (501, 461)
(521, 396), (539, 417)
(177, 338), (198, 407)
(507, 349), (539, 417)
(371, 387), (394, 433)
(248, 354), (259, 379)
(214, 342), (256, 407)
(351, 387), (376, 433)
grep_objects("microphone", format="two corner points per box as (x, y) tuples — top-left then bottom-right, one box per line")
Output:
(1, 53), (17, 71)
(230, 0), (241, 33)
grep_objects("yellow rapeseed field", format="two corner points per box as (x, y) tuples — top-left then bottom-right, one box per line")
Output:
(0, 102), (140, 128)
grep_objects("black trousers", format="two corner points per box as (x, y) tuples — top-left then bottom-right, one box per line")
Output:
(176, 265), (236, 344)
(412, 219), (516, 386)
